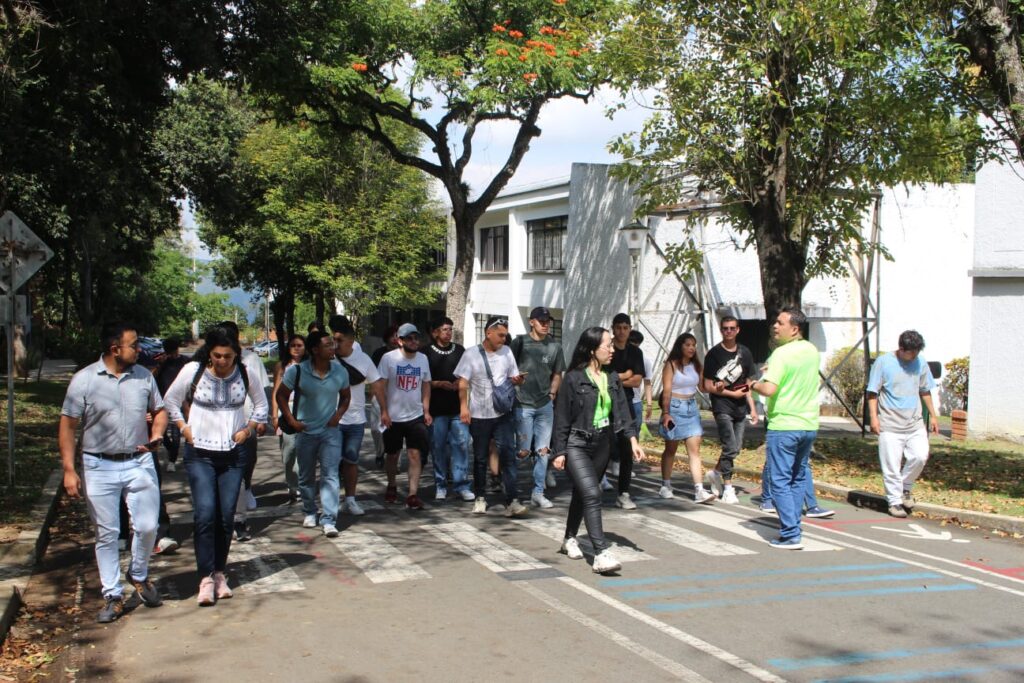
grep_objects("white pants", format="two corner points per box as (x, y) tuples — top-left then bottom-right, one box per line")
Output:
(878, 428), (929, 506)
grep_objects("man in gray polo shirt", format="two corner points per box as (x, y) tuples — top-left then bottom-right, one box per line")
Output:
(59, 321), (167, 623)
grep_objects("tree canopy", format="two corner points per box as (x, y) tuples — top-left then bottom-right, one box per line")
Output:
(606, 0), (984, 320)
(225, 0), (618, 339)
(157, 76), (446, 347)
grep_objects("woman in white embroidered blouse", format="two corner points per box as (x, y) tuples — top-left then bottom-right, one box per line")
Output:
(164, 327), (268, 606)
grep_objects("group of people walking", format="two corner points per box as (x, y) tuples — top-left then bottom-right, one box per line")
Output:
(59, 307), (939, 622)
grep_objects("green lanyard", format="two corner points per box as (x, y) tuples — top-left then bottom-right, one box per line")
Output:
(586, 368), (611, 428)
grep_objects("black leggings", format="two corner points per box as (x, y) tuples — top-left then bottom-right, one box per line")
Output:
(564, 427), (613, 553)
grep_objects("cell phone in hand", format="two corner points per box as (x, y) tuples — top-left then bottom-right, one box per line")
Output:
(665, 419), (675, 430)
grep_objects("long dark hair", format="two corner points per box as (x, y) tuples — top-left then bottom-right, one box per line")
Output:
(193, 326), (243, 367)
(569, 326), (609, 371)
(666, 332), (702, 376)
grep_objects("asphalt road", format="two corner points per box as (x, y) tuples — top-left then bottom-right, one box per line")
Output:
(79, 433), (1024, 683)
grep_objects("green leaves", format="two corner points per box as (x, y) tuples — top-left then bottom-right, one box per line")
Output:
(606, 0), (986, 309)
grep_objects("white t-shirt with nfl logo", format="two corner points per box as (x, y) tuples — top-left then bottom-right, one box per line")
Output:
(378, 348), (431, 423)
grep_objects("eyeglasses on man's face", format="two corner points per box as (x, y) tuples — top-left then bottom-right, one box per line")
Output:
(721, 326), (739, 332)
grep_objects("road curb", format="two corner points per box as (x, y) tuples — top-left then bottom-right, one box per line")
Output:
(0, 468), (64, 646)
(640, 448), (1024, 536)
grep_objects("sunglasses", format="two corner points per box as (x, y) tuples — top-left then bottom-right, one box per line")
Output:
(486, 318), (508, 330)
(721, 326), (739, 332)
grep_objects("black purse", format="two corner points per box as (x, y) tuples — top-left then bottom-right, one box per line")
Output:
(339, 357), (367, 386)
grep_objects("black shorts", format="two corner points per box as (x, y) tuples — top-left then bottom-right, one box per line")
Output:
(383, 418), (429, 454)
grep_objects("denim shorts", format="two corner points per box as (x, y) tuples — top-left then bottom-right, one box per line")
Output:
(659, 397), (703, 441)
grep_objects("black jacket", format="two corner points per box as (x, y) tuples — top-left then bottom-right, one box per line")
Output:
(552, 366), (637, 456)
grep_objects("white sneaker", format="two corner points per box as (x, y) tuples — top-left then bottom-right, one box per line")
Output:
(531, 492), (554, 509)
(245, 488), (258, 511)
(694, 487), (717, 505)
(545, 470), (556, 489)
(658, 485), (674, 499)
(592, 549), (622, 574)
(560, 537), (584, 560)
(472, 498), (487, 514)
(608, 460), (620, 476)
(458, 489), (476, 502)
(323, 524), (339, 538)
(601, 476), (614, 491)
(344, 499), (365, 516)
(721, 486), (739, 505)
(616, 492), (637, 510)
(706, 470), (724, 497)
(505, 500), (529, 517)
(435, 488), (448, 502)
(155, 537), (179, 554)
(302, 514), (318, 528)
(165, 461), (176, 473)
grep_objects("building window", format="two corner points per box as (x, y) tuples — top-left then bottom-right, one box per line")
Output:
(548, 317), (563, 343)
(479, 225), (508, 272)
(474, 313), (508, 344)
(430, 247), (447, 270)
(526, 215), (568, 271)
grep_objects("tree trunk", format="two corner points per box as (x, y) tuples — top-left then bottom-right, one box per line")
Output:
(959, 1), (1024, 160)
(271, 290), (289, 361)
(750, 203), (807, 331)
(314, 290), (325, 328)
(76, 235), (93, 328)
(445, 204), (477, 345)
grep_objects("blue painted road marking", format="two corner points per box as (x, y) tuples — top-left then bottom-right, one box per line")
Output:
(769, 637), (1024, 670)
(620, 572), (942, 600)
(812, 661), (1024, 683)
(646, 583), (976, 612)
(599, 563), (905, 588)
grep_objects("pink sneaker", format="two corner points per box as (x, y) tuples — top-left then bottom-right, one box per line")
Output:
(197, 576), (216, 606)
(213, 572), (232, 600)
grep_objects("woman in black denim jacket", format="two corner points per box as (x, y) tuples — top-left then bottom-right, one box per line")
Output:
(552, 326), (645, 574)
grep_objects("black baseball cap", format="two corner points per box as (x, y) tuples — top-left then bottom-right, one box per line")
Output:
(529, 306), (551, 322)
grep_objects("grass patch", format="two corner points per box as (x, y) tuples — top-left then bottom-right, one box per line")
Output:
(0, 380), (66, 525)
(641, 422), (1024, 518)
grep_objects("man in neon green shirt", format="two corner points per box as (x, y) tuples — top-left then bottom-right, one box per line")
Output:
(749, 308), (820, 549)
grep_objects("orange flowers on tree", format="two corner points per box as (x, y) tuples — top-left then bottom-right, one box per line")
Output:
(352, 62), (368, 72)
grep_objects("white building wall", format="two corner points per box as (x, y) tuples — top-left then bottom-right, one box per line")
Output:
(457, 164), (976, 416)
(968, 159), (1024, 440)
(876, 184), (974, 366)
(563, 164), (641, 352)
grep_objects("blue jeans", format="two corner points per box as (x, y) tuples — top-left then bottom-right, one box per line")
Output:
(765, 430), (817, 541)
(339, 423), (365, 465)
(280, 433), (299, 492)
(83, 452), (160, 598)
(296, 429), (342, 526)
(470, 413), (518, 504)
(431, 415), (471, 493)
(761, 451), (819, 509)
(183, 444), (248, 576)
(515, 402), (554, 494)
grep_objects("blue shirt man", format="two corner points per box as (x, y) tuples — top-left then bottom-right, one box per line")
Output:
(277, 330), (351, 536)
(867, 330), (938, 517)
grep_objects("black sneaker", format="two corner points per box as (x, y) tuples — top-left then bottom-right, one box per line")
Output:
(97, 596), (125, 623)
(128, 574), (163, 607)
(233, 521), (251, 542)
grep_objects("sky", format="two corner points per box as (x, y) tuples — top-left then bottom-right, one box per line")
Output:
(180, 85), (655, 259)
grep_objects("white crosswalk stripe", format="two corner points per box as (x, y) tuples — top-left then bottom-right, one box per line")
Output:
(229, 537), (306, 594)
(511, 516), (655, 563)
(670, 509), (844, 552)
(327, 529), (431, 583)
(422, 522), (548, 573)
(613, 511), (758, 556)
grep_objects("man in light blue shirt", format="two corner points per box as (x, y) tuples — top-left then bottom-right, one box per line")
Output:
(277, 330), (350, 537)
(59, 322), (167, 623)
(867, 330), (938, 517)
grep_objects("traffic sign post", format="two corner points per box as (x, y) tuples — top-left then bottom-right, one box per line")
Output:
(1, 211), (54, 486)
